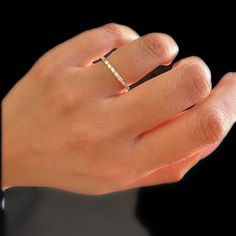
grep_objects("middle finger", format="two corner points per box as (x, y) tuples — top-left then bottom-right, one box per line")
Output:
(112, 56), (212, 136)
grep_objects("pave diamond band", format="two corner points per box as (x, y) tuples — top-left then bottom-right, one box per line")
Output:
(101, 56), (129, 92)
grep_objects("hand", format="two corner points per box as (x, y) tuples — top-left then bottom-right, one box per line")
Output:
(2, 23), (236, 195)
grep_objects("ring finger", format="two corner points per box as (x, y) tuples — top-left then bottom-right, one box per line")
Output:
(112, 56), (212, 136)
(83, 33), (179, 95)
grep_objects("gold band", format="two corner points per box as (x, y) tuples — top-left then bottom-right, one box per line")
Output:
(101, 56), (129, 92)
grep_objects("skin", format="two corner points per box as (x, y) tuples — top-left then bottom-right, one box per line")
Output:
(2, 23), (236, 195)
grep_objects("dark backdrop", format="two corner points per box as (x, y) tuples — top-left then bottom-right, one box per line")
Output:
(1, 4), (236, 235)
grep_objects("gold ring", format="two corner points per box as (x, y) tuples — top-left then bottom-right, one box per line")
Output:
(101, 56), (129, 93)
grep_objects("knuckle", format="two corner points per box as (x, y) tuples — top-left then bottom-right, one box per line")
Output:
(199, 107), (227, 144)
(62, 93), (76, 109)
(222, 72), (236, 87)
(32, 56), (53, 78)
(102, 23), (125, 43)
(183, 63), (211, 99)
(32, 55), (66, 81)
(55, 88), (78, 112)
(141, 33), (171, 60)
(222, 72), (236, 80)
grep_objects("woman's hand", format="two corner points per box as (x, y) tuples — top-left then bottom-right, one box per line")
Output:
(2, 23), (236, 195)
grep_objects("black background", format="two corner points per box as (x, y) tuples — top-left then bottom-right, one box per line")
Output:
(1, 3), (236, 235)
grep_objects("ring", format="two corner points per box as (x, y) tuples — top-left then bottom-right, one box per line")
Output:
(101, 56), (130, 92)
